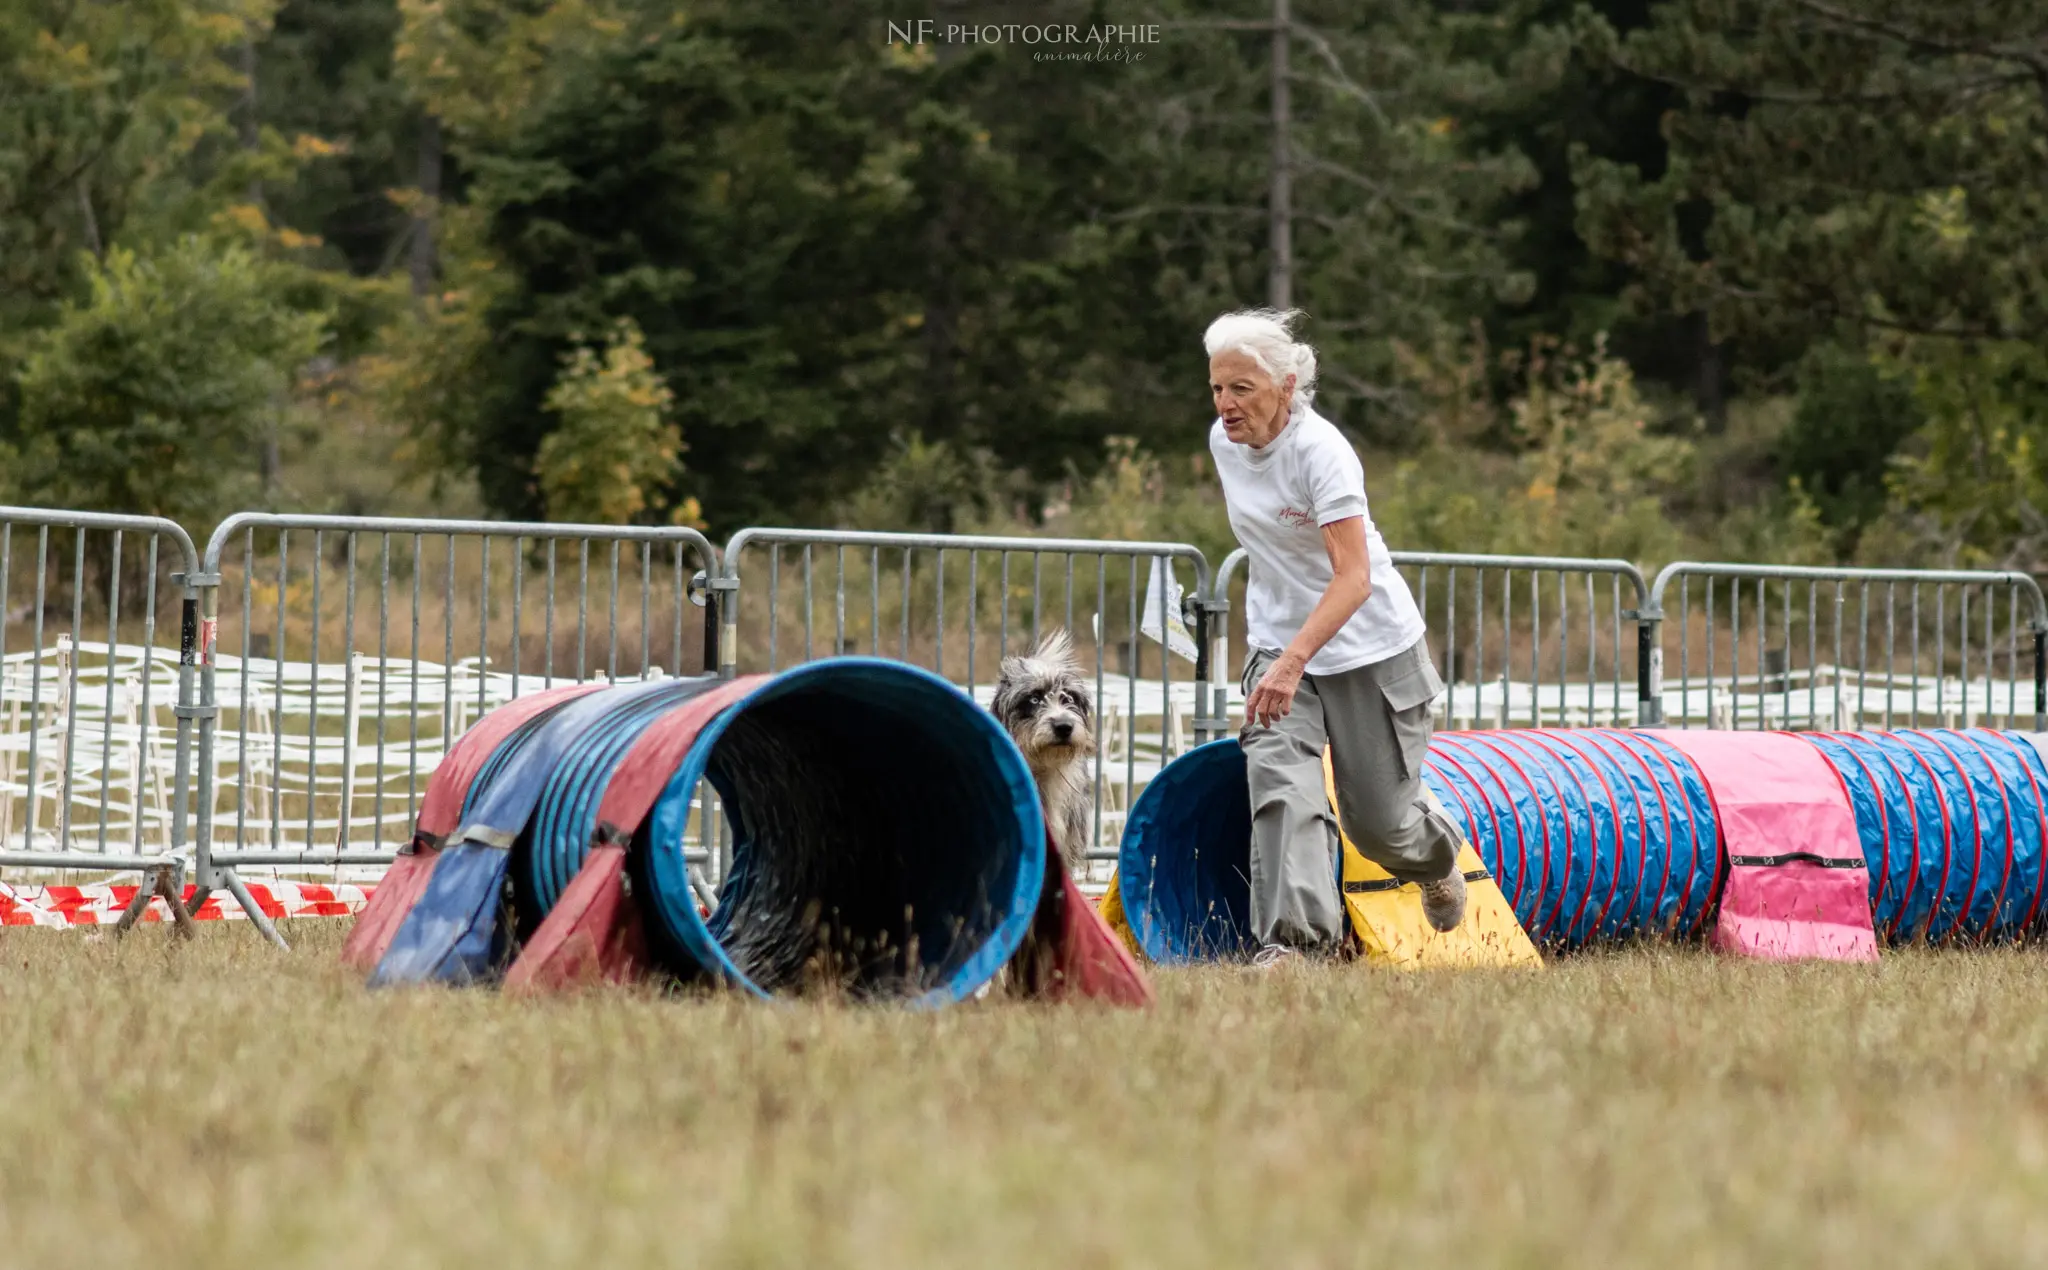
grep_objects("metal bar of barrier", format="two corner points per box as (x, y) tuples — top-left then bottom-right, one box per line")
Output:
(0, 505), (202, 891)
(1210, 547), (1654, 731)
(1646, 562), (2048, 731)
(191, 515), (718, 925)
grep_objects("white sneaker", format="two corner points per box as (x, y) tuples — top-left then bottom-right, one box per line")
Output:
(1419, 867), (1468, 932)
(1249, 943), (1304, 970)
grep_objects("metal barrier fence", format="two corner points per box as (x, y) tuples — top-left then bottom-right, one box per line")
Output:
(715, 528), (1216, 862)
(1210, 547), (1656, 730)
(0, 506), (206, 927)
(189, 514), (719, 944)
(1, 498), (2045, 941)
(1644, 563), (2048, 732)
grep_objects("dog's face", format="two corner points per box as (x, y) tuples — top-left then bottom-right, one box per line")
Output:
(992, 633), (1094, 766)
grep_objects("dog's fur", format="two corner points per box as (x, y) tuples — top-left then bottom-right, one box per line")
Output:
(991, 629), (1096, 872)
(990, 630), (1096, 998)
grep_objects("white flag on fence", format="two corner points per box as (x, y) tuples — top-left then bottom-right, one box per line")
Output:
(1140, 557), (1200, 663)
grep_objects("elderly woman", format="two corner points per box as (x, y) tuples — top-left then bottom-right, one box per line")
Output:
(1206, 308), (1466, 965)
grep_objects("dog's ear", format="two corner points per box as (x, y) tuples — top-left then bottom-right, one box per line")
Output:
(997, 654), (1031, 684)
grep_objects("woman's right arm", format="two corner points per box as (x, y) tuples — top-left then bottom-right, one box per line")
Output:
(1245, 516), (1373, 726)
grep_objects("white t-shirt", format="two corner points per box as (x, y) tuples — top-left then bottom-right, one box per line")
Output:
(1210, 407), (1425, 675)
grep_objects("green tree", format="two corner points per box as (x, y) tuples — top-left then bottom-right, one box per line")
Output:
(255, 0), (423, 276)
(535, 318), (691, 525)
(0, 0), (280, 347)
(382, 0), (1573, 529)
(1775, 341), (1925, 536)
(1572, 0), (2048, 560)
(1575, 0), (2048, 350)
(13, 236), (325, 522)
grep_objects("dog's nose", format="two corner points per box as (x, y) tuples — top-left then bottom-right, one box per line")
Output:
(1052, 721), (1074, 742)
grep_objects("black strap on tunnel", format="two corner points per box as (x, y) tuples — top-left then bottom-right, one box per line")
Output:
(1726, 852), (1864, 870)
(1342, 868), (1491, 895)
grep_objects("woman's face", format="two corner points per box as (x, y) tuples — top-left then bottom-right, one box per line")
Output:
(1210, 350), (1293, 448)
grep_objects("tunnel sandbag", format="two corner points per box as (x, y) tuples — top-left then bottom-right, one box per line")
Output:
(1042, 867), (1154, 1005)
(1797, 730), (2048, 944)
(1095, 873), (1145, 961)
(1657, 730), (1877, 962)
(1325, 749), (1541, 969)
(1115, 740), (1259, 962)
(637, 659), (1045, 1005)
(343, 683), (606, 971)
(502, 844), (645, 994)
(372, 681), (687, 987)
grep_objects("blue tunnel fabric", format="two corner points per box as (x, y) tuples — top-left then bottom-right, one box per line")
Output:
(516, 677), (723, 927)
(1117, 740), (1257, 963)
(638, 659), (1046, 1006)
(1423, 730), (1719, 947)
(1797, 729), (2048, 944)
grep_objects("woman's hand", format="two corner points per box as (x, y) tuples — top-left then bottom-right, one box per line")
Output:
(1247, 651), (1308, 727)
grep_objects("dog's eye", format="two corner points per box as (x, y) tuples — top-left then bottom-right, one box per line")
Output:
(1027, 690), (1044, 708)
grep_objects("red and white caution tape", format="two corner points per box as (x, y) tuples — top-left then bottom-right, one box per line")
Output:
(0, 880), (373, 927)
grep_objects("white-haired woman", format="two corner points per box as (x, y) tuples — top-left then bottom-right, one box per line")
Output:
(1206, 308), (1466, 965)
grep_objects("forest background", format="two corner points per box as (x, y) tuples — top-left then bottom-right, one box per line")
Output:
(4, 0), (2044, 576)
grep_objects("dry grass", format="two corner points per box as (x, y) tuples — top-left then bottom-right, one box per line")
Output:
(5, 925), (2048, 1267)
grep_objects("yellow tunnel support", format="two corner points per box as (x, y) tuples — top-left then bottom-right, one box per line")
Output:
(1326, 748), (1541, 969)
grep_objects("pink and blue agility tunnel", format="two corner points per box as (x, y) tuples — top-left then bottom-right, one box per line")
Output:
(1118, 729), (2048, 955)
(372, 660), (1046, 1005)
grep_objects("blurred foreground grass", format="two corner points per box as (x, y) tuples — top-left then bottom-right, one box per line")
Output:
(3, 924), (2045, 1268)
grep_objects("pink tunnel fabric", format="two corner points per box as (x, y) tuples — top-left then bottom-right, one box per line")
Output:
(1658, 730), (1878, 962)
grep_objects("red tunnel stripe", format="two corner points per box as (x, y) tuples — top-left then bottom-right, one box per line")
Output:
(1527, 730), (1637, 942)
(1459, 733), (1563, 941)
(1950, 732), (2019, 934)
(1433, 737), (1534, 915)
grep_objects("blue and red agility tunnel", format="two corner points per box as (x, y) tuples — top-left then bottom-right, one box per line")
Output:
(1799, 730), (2048, 943)
(362, 659), (1151, 1007)
(1118, 729), (2048, 958)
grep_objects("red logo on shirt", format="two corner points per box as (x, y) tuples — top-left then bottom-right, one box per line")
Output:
(1277, 506), (1315, 528)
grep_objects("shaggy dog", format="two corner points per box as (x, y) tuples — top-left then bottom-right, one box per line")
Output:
(990, 630), (1096, 997)
(991, 629), (1096, 870)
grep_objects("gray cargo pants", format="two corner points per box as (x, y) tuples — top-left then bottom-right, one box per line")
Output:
(1239, 638), (1463, 951)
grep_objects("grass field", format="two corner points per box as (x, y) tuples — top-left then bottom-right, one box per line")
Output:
(6, 925), (2048, 1268)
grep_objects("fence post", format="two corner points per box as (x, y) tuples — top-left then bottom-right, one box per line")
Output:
(689, 568), (726, 676)
(2035, 623), (2045, 732)
(1630, 602), (1664, 727)
(187, 556), (289, 949)
(1185, 591), (1211, 745)
(168, 567), (208, 867)
(712, 570), (740, 680)
(1191, 589), (1231, 745)
(179, 566), (220, 893)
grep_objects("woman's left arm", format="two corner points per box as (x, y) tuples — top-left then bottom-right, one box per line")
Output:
(1245, 516), (1372, 726)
